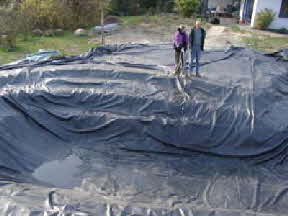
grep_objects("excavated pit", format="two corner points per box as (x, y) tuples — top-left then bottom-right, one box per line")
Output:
(0, 44), (288, 215)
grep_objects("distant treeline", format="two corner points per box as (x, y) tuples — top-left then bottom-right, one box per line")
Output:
(0, 0), (201, 18)
(109, 0), (175, 16)
(0, 0), (201, 36)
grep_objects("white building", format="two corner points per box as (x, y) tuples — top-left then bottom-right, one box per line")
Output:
(241, 0), (288, 29)
(204, 0), (288, 29)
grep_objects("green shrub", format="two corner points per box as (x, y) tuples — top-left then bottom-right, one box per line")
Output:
(175, 0), (200, 17)
(231, 25), (241, 32)
(64, 0), (103, 28)
(230, 25), (246, 34)
(254, 8), (276, 30)
(20, 0), (105, 29)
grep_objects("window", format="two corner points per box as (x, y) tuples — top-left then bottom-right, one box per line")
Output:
(279, 0), (288, 18)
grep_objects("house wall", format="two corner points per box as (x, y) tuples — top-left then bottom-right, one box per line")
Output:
(251, 0), (288, 29)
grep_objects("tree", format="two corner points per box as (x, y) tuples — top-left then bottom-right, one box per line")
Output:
(109, 0), (174, 16)
(19, 0), (105, 29)
(62, 0), (102, 28)
(200, 0), (208, 16)
(0, 7), (22, 49)
(139, 0), (174, 14)
(175, 0), (201, 17)
(21, 0), (63, 28)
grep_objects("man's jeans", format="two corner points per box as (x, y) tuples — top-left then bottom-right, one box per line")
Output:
(190, 46), (202, 74)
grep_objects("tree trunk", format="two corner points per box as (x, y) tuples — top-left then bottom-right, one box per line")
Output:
(201, 0), (209, 16)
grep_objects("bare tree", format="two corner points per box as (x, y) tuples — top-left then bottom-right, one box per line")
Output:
(0, 8), (19, 48)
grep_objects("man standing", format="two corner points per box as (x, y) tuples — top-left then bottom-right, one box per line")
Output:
(189, 20), (206, 77)
(173, 25), (188, 76)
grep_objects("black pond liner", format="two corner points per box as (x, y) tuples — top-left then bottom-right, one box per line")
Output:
(0, 43), (288, 215)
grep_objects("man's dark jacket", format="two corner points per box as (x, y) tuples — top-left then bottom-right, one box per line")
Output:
(189, 28), (206, 51)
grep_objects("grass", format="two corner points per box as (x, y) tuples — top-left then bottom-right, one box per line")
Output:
(242, 33), (288, 52)
(230, 25), (246, 34)
(0, 31), (99, 65)
(120, 15), (177, 27)
(120, 14), (211, 30)
(120, 16), (152, 26)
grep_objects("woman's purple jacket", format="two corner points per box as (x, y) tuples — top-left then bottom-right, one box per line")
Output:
(173, 29), (188, 49)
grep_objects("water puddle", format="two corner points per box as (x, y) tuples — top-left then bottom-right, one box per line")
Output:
(32, 154), (83, 188)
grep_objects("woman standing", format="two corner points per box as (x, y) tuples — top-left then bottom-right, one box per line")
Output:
(173, 25), (188, 76)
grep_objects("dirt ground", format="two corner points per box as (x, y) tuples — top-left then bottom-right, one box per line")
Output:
(205, 25), (245, 48)
(104, 25), (245, 49)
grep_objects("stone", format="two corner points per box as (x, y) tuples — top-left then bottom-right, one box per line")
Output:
(74, 29), (87, 36)
(32, 29), (43, 36)
(1, 34), (8, 40)
(55, 29), (64, 36)
(44, 29), (55, 37)
(0, 35), (8, 46)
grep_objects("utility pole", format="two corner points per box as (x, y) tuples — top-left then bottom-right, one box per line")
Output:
(100, 0), (111, 46)
(101, 2), (105, 45)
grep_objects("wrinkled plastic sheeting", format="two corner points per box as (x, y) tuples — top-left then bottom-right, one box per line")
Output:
(265, 48), (288, 61)
(92, 24), (120, 33)
(0, 44), (144, 71)
(4, 49), (60, 66)
(283, 49), (288, 60)
(0, 43), (288, 215)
